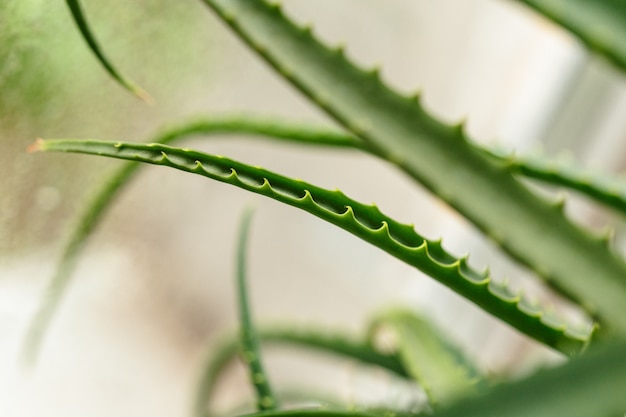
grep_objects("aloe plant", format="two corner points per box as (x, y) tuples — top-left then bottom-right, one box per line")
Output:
(25, 0), (626, 416)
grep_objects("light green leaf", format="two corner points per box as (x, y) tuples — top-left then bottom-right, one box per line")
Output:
(27, 115), (623, 364)
(196, 0), (626, 333)
(431, 338), (626, 417)
(21, 115), (363, 364)
(369, 310), (480, 407)
(486, 147), (626, 217)
(230, 338), (626, 417)
(31, 138), (591, 356)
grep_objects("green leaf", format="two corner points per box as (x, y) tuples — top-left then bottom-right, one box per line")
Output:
(195, 0), (626, 333)
(66, 0), (151, 101)
(21, 115), (363, 364)
(25, 115), (623, 364)
(431, 338), (626, 417)
(369, 310), (480, 407)
(512, 0), (626, 72)
(235, 207), (277, 411)
(193, 326), (409, 417)
(229, 339), (626, 417)
(485, 147), (626, 217)
(31, 138), (591, 356)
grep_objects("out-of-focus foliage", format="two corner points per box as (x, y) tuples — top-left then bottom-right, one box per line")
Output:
(0, 0), (215, 256)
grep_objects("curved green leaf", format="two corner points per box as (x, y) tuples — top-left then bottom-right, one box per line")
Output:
(193, 327), (409, 417)
(25, 114), (623, 364)
(369, 310), (480, 406)
(235, 207), (277, 411)
(21, 115), (364, 364)
(431, 338), (626, 417)
(196, 0), (626, 333)
(66, 0), (151, 101)
(233, 339), (626, 417)
(31, 138), (591, 356)
(512, 0), (626, 72)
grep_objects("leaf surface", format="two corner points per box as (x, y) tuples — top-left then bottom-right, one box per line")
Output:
(233, 339), (626, 417)
(196, 0), (626, 333)
(32, 138), (592, 355)
(193, 326), (409, 417)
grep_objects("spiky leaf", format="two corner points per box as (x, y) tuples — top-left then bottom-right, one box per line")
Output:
(22, 115), (364, 364)
(234, 338), (626, 417)
(486, 147), (626, 217)
(31, 138), (591, 355)
(196, 0), (626, 333)
(193, 326), (409, 417)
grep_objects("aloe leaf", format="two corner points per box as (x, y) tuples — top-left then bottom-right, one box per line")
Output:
(196, 0), (626, 333)
(66, 0), (151, 102)
(25, 114), (625, 364)
(234, 339), (626, 417)
(21, 115), (367, 364)
(20, 117), (357, 365)
(485, 148), (626, 217)
(252, 327), (409, 377)
(431, 338), (626, 417)
(512, 0), (626, 72)
(367, 310), (483, 386)
(235, 207), (277, 411)
(193, 327), (409, 417)
(31, 138), (591, 356)
(369, 310), (480, 407)
(156, 117), (626, 217)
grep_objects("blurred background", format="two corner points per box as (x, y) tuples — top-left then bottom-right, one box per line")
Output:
(1, 0), (625, 415)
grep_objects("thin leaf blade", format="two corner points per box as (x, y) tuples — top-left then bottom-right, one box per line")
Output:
(235, 207), (277, 411)
(197, 0), (626, 333)
(193, 326), (409, 417)
(227, 338), (626, 417)
(370, 310), (480, 407)
(22, 115), (362, 364)
(66, 0), (151, 102)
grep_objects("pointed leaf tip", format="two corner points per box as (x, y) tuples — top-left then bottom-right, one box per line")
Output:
(27, 138), (45, 153)
(133, 87), (154, 105)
